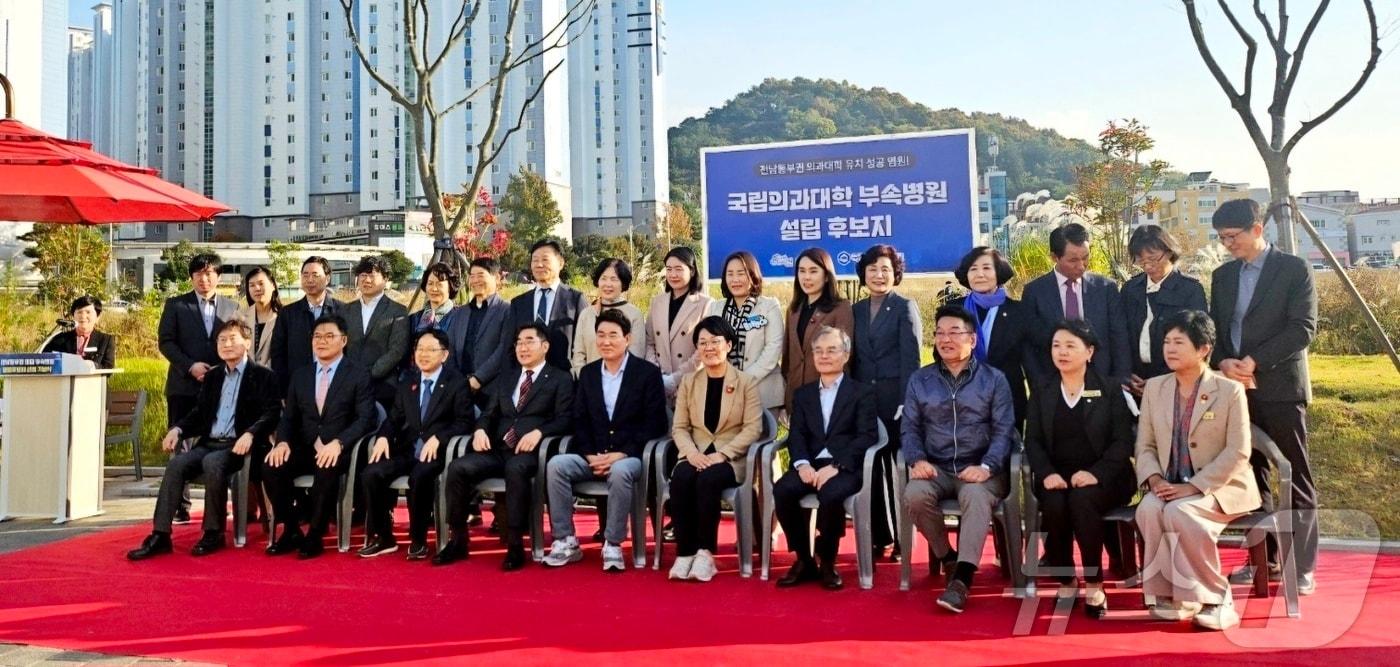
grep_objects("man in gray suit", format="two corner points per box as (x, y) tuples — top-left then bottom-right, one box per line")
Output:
(1021, 223), (1132, 388)
(1210, 199), (1319, 595)
(451, 257), (513, 400)
(344, 255), (410, 407)
(157, 253), (240, 522)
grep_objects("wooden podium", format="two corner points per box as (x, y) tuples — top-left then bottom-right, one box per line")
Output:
(0, 353), (119, 523)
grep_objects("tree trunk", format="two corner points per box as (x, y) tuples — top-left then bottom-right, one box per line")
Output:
(1265, 157), (1296, 254)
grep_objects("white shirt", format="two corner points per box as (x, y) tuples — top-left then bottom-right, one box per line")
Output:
(512, 360), (548, 406)
(532, 280), (562, 321)
(359, 293), (385, 335)
(600, 353), (629, 419)
(1053, 269), (1083, 318)
(1138, 271), (1169, 364)
(795, 374), (842, 468)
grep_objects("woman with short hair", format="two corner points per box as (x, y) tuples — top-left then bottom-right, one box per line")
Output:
(1121, 225), (1208, 395)
(44, 295), (115, 369)
(572, 257), (647, 376)
(239, 266), (282, 367)
(952, 245), (1032, 428)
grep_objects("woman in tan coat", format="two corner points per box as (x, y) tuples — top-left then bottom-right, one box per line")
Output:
(239, 266), (281, 367)
(705, 250), (785, 410)
(781, 247), (854, 413)
(1135, 309), (1260, 632)
(667, 316), (762, 583)
(646, 246), (712, 402)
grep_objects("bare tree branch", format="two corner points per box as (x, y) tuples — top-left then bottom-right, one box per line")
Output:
(482, 55), (566, 169)
(1284, 0), (1381, 155)
(1183, 1), (1272, 154)
(425, 0), (483, 78)
(1217, 0), (1259, 102)
(1284, 0), (1330, 94)
(1252, 0), (1280, 47)
(339, 0), (413, 108)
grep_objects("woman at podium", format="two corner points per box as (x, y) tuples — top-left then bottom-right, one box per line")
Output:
(43, 295), (115, 370)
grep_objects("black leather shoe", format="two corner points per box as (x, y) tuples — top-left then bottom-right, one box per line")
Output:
(1085, 587), (1108, 619)
(405, 543), (429, 560)
(501, 545), (527, 571)
(297, 536), (325, 560)
(777, 559), (820, 587)
(820, 561), (844, 591)
(127, 532), (173, 561)
(358, 536), (398, 558)
(191, 531), (226, 557)
(889, 542), (903, 563)
(661, 521), (675, 543)
(266, 529), (303, 556)
(173, 507), (192, 525)
(431, 537), (468, 566)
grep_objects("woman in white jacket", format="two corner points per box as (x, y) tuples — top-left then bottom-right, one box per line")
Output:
(705, 250), (785, 410)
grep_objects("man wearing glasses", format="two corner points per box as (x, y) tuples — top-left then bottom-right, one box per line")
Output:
(262, 314), (377, 559)
(901, 305), (1017, 613)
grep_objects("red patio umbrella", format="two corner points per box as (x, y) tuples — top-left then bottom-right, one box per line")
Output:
(0, 74), (231, 223)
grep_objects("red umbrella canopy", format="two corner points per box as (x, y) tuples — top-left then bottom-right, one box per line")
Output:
(0, 118), (232, 223)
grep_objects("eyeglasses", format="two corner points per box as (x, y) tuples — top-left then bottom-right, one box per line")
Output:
(311, 333), (342, 342)
(696, 338), (727, 349)
(415, 346), (445, 353)
(1135, 252), (1169, 267)
(1217, 230), (1250, 245)
(933, 330), (973, 340)
(215, 336), (245, 345)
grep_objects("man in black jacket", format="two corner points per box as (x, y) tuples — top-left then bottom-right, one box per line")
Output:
(128, 318), (281, 560)
(359, 329), (474, 560)
(262, 314), (377, 559)
(343, 255), (410, 407)
(773, 326), (878, 590)
(1210, 199), (1319, 594)
(508, 240), (584, 373)
(542, 309), (667, 571)
(271, 256), (341, 393)
(436, 322), (574, 570)
(157, 253), (240, 523)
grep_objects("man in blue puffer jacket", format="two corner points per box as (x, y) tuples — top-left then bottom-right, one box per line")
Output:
(902, 304), (1017, 614)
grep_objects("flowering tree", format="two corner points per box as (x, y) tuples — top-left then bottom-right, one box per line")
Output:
(445, 188), (510, 266)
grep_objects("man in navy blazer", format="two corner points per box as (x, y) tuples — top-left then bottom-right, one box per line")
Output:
(359, 328), (474, 560)
(542, 309), (668, 571)
(1021, 223), (1131, 387)
(450, 257), (514, 399)
(1209, 199), (1319, 593)
(271, 256), (341, 393)
(509, 240), (584, 373)
(157, 253), (240, 521)
(773, 327), (878, 590)
(262, 314), (377, 559)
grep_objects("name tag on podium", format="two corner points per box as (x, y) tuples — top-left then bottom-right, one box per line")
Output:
(0, 353), (93, 376)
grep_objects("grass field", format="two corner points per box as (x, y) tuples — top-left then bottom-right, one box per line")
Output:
(100, 354), (1400, 539)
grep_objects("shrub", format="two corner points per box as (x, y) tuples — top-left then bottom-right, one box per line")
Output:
(1314, 269), (1400, 355)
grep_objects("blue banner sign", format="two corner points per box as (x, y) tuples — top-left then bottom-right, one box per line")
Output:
(701, 130), (977, 279)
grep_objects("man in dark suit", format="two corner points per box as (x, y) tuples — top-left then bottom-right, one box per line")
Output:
(343, 255), (410, 406)
(158, 253), (240, 522)
(452, 257), (513, 401)
(262, 314), (377, 559)
(436, 322), (574, 570)
(128, 318), (281, 560)
(271, 256), (341, 393)
(509, 239), (584, 373)
(542, 309), (667, 571)
(1209, 199), (1319, 594)
(774, 326), (878, 590)
(43, 295), (116, 369)
(1021, 223), (1131, 387)
(359, 328), (474, 560)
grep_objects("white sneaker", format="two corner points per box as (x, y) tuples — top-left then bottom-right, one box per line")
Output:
(601, 543), (625, 572)
(1193, 601), (1240, 631)
(1147, 599), (1202, 621)
(690, 549), (718, 582)
(668, 555), (696, 580)
(542, 537), (582, 567)
(1299, 572), (1317, 595)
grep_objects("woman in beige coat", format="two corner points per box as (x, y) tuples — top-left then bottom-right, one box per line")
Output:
(1135, 309), (1260, 632)
(667, 316), (762, 583)
(239, 266), (281, 367)
(646, 246), (712, 401)
(705, 250), (784, 410)
(571, 258), (647, 376)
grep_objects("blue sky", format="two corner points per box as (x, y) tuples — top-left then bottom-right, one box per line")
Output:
(70, 0), (1400, 197)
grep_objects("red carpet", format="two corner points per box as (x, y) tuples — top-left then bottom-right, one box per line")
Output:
(1, 509), (1398, 666)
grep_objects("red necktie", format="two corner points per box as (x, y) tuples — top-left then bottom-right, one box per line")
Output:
(503, 370), (534, 448)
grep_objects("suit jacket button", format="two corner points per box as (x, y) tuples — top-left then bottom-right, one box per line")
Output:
(676, 353), (683, 358)
(609, 429), (615, 435)
(1189, 442), (1198, 448)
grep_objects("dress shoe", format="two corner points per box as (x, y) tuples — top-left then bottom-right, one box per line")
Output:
(191, 531), (226, 557)
(431, 537), (468, 566)
(405, 543), (429, 560)
(661, 522), (676, 543)
(173, 507), (192, 525)
(127, 532), (173, 561)
(297, 537), (326, 560)
(501, 545), (528, 571)
(777, 558), (820, 587)
(266, 530), (303, 556)
(1229, 563), (1281, 585)
(820, 561), (844, 591)
(358, 536), (398, 558)
(1084, 586), (1108, 619)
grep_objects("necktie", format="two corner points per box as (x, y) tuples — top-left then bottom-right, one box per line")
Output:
(203, 298), (215, 336)
(1064, 279), (1081, 321)
(419, 378), (434, 421)
(536, 288), (551, 323)
(503, 370), (535, 448)
(316, 366), (330, 412)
